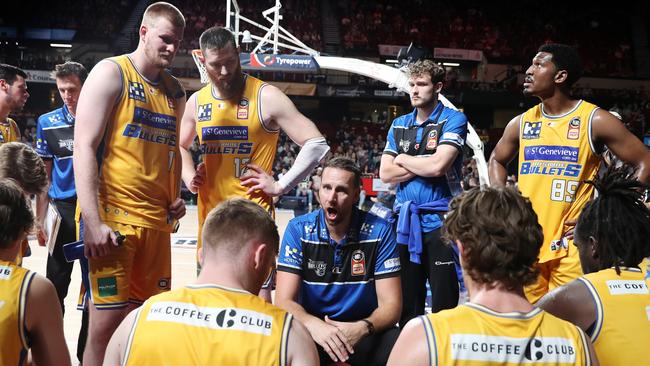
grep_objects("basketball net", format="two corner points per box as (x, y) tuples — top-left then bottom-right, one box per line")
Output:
(191, 49), (210, 84)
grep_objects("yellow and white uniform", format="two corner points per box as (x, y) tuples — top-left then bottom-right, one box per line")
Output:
(577, 267), (650, 365)
(518, 100), (602, 301)
(123, 284), (292, 365)
(0, 260), (35, 366)
(84, 55), (182, 308)
(194, 75), (278, 249)
(0, 117), (20, 143)
(421, 302), (592, 365)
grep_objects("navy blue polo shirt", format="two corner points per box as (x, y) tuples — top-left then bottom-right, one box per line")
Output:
(277, 207), (400, 321)
(36, 105), (76, 200)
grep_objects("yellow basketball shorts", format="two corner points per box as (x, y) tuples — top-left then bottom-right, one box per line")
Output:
(525, 242), (583, 304)
(81, 221), (171, 309)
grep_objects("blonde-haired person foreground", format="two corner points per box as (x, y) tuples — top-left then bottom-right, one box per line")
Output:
(105, 198), (318, 365)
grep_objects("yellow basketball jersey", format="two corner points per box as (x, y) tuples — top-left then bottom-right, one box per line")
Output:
(0, 118), (20, 143)
(195, 75), (279, 238)
(518, 100), (601, 263)
(97, 55), (182, 232)
(423, 303), (592, 365)
(642, 257), (650, 281)
(577, 267), (650, 365)
(124, 284), (292, 365)
(0, 260), (35, 366)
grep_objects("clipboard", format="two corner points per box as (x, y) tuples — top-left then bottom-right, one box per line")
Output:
(45, 201), (62, 255)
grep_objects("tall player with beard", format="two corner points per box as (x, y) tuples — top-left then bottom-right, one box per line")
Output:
(73, 3), (187, 365)
(0, 64), (29, 145)
(489, 44), (650, 303)
(179, 27), (329, 287)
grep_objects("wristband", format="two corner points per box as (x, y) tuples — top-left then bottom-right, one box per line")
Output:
(360, 319), (375, 335)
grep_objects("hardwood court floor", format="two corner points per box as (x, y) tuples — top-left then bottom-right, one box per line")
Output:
(22, 205), (294, 362)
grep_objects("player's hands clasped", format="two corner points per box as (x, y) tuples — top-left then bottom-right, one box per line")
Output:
(305, 316), (354, 363)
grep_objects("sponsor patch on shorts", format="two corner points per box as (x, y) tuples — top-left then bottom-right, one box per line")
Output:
(97, 277), (118, 297)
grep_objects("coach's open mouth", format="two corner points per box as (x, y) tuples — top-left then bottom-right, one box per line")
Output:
(326, 207), (338, 220)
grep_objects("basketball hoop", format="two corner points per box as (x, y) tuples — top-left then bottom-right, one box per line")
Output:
(191, 49), (210, 84)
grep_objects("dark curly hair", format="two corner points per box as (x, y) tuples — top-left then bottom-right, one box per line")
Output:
(444, 187), (543, 290)
(576, 166), (650, 273)
(0, 179), (34, 249)
(538, 43), (583, 87)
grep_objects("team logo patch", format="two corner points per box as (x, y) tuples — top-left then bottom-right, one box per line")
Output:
(284, 246), (302, 265)
(549, 237), (569, 252)
(58, 139), (74, 152)
(197, 103), (213, 122)
(351, 249), (366, 276)
(360, 223), (375, 235)
(426, 130), (438, 150)
(308, 259), (327, 277)
(128, 81), (146, 102)
(522, 121), (542, 139)
(567, 117), (580, 140)
(399, 139), (411, 153)
(167, 96), (175, 110)
(48, 114), (62, 123)
(237, 98), (249, 119)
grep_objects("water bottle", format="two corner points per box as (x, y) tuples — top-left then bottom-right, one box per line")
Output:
(63, 231), (125, 262)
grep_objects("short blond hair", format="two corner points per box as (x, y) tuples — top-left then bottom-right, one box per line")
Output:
(202, 198), (279, 256)
(406, 60), (446, 83)
(141, 2), (185, 29)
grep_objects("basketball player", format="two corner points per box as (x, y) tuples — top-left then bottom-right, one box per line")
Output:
(0, 179), (71, 366)
(0, 64), (29, 144)
(489, 43), (650, 303)
(388, 187), (599, 366)
(105, 198), (318, 366)
(538, 168), (650, 365)
(73, 3), (186, 365)
(0, 142), (48, 265)
(179, 27), (329, 290)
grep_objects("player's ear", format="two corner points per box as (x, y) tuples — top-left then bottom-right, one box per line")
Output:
(554, 69), (568, 84)
(434, 81), (443, 94)
(253, 243), (268, 270)
(139, 25), (147, 41)
(198, 247), (205, 266)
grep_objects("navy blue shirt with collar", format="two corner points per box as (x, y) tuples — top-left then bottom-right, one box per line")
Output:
(383, 102), (468, 232)
(35, 105), (76, 200)
(277, 207), (400, 321)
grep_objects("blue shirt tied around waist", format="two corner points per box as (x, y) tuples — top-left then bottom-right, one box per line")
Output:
(394, 197), (450, 264)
